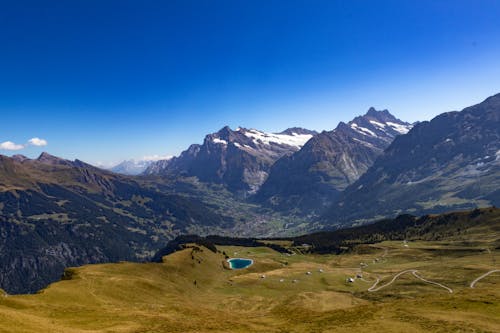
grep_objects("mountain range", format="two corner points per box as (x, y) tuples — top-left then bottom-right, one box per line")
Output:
(144, 126), (317, 195)
(323, 93), (500, 227)
(254, 108), (412, 215)
(0, 153), (231, 293)
(109, 159), (155, 175)
(1, 92), (499, 293)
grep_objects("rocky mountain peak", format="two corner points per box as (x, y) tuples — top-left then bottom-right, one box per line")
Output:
(144, 125), (317, 193)
(279, 127), (319, 136)
(345, 108), (412, 138)
(11, 154), (29, 162)
(207, 126), (242, 145)
(37, 152), (57, 160)
(365, 107), (393, 119)
(214, 125), (234, 138)
(361, 108), (401, 123)
(365, 106), (379, 116)
(323, 93), (500, 225)
(36, 152), (71, 166)
(255, 109), (412, 215)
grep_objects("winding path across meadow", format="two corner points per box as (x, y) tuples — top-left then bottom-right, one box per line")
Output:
(470, 269), (500, 288)
(412, 271), (453, 293)
(367, 269), (452, 293)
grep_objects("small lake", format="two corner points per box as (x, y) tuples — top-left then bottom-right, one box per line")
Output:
(227, 258), (253, 269)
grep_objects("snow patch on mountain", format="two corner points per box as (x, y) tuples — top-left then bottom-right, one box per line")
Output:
(386, 122), (411, 134)
(243, 129), (313, 148)
(213, 138), (228, 145)
(350, 123), (377, 137)
(369, 120), (386, 129)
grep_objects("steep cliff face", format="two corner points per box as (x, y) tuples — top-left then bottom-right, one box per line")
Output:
(254, 109), (412, 215)
(145, 127), (317, 194)
(323, 94), (500, 226)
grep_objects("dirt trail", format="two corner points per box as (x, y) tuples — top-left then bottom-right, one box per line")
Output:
(470, 269), (500, 288)
(368, 269), (452, 293)
(412, 271), (452, 293)
(368, 269), (415, 292)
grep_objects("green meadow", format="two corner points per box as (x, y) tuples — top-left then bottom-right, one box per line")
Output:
(0, 235), (499, 332)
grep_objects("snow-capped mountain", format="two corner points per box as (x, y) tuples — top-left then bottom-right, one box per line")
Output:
(323, 93), (500, 226)
(144, 126), (317, 194)
(254, 108), (412, 215)
(110, 156), (172, 175)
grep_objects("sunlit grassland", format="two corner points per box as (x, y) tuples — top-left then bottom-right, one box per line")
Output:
(0, 239), (499, 332)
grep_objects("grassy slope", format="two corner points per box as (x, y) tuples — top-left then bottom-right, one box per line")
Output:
(0, 231), (499, 332)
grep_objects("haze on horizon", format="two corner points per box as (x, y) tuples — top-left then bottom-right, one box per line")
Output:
(1, 0), (500, 166)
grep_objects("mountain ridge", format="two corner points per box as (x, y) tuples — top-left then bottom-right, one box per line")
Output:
(322, 93), (500, 227)
(254, 108), (412, 215)
(2, 93), (500, 294)
(0, 153), (231, 293)
(144, 126), (317, 194)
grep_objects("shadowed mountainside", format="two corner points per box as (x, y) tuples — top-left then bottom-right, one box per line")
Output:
(0, 153), (230, 293)
(323, 93), (500, 227)
(254, 109), (412, 215)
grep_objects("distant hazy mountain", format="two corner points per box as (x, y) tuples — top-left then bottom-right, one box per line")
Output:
(109, 159), (151, 175)
(323, 93), (500, 227)
(254, 108), (412, 215)
(144, 126), (317, 194)
(109, 158), (173, 175)
(0, 152), (228, 293)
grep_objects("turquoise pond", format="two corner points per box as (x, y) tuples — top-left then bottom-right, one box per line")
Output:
(227, 258), (253, 269)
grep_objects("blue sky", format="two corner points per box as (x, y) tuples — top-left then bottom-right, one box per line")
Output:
(1, 0), (500, 166)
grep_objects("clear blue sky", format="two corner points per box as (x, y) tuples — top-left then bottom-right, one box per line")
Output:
(1, 0), (500, 166)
